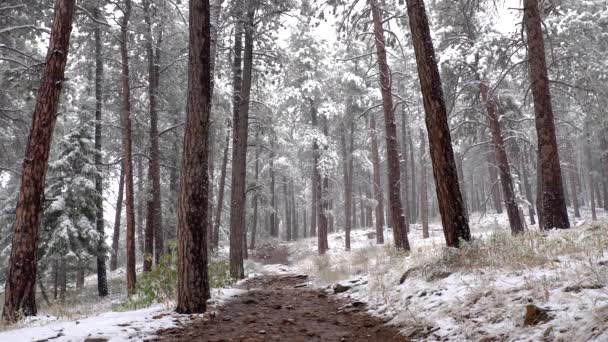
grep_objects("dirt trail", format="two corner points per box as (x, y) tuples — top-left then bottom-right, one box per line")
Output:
(154, 245), (407, 341)
(155, 274), (406, 342)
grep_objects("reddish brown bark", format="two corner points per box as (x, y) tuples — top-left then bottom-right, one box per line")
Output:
(2, 0), (76, 322)
(480, 82), (524, 234)
(405, 0), (470, 247)
(176, 0), (211, 314)
(143, 0), (164, 266)
(369, 0), (409, 250)
(119, 0), (137, 293)
(228, 0), (250, 280)
(524, 0), (570, 229)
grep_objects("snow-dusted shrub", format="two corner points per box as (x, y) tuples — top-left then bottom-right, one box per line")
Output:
(121, 246), (234, 310)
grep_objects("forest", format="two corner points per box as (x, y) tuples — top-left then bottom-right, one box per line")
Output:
(0, 0), (607, 340)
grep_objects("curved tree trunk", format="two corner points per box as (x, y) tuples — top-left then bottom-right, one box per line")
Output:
(524, 0), (570, 229)
(405, 0), (470, 247)
(176, 0), (211, 314)
(2, 0), (76, 322)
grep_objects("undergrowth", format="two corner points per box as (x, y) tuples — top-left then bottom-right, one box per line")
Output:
(121, 247), (234, 310)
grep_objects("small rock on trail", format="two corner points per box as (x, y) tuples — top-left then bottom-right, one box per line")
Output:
(153, 275), (407, 341)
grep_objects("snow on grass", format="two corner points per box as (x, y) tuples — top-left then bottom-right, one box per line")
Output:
(0, 286), (245, 342)
(0, 304), (182, 342)
(290, 208), (608, 341)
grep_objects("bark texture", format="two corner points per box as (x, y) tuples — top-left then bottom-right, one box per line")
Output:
(111, 166), (125, 271)
(405, 0), (471, 247)
(2, 0), (76, 322)
(120, 0), (137, 293)
(523, 0), (570, 229)
(176, 0), (211, 314)
(369, 0), (409, 250)
(143, 0), (164, 267)
(93, 6), (108, 297)
(480, 81), (523, 234)
(229, 0), (255, 279)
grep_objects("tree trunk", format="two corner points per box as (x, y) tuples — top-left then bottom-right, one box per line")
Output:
(270, 137), (278, 237)
(2, 0), (76, 322)
(213, 127), (230, 249)
(420, 129), (429, 238)
(524, 0), (570, 229)
(137, 149), (145, 255)
(601, 128), (608, 211)
(310, 169), (317, 237)
(143, 0), (164, 266)
(400, 104), (411, 232)
(311, 99), (325, 253)
(291, 181), (299, 240)
(369, 0), (409, 250)
(208, 130), (215, 246)
(119, 0), (136, 293)
(519, 146), (536, 225)
(409, 130), (417, 223)
(405, 0), (470, 247)
(341, 120), (353, 250)
(317, 115), (329, 254)
(76, 267), (85, 290)
(111, 166), (125, 271)
(176, 0), (211, 314)
(250, 133), (260, 249)
(480, 81), (523, 234)
(370, 114), (385, 244)
(53, 260), (59, 300)
(283, 176), (292, 241)
(585, 122), (597, 221)
(228, 0), (249, 280)
(59, 258), (67, 304)
(487, 151), (503, 214)
(93, 6), (108, 297)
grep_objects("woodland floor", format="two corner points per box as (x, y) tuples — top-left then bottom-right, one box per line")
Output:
(153, 246), (407, 342)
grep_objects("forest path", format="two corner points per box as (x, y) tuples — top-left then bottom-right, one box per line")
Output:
(153, 245), (406, 341)
(153, 274), (407, 341)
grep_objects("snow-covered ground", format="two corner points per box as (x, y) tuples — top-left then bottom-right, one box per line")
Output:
(0, 286), (246, 341)
(290, 209), (608, 341)
(1, 208), (607, 341)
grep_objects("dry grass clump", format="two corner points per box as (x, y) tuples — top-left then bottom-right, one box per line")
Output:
(431, 225), (608, 273)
